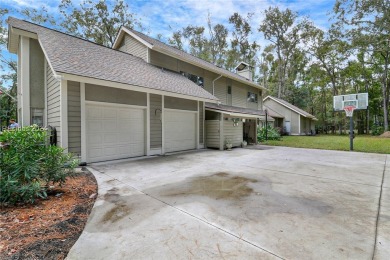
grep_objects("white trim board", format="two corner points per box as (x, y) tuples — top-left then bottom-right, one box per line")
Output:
(59, 73), (218, 103)
(85, 100), (147, 109)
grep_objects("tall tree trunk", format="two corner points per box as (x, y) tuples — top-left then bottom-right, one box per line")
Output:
(383, 56), (389, 131)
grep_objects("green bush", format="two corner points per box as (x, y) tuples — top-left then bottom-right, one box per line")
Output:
(258, 125), (282, 142)
(371, 124), (384, 136)
(0, 125), (78, 205)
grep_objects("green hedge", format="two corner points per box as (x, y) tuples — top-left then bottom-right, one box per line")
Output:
(0, 125), (78, 204)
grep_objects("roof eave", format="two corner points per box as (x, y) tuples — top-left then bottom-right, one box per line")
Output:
(152, 45), (266, 91)
(7, 24), (39, 53)
(58, 72), (219, 103)
(114, 27), (154, 49)
(264, 96), (315, 118)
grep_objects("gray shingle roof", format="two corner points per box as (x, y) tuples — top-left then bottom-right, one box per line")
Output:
(8, 17), (217, 101)
(264, 96), (317, 119)
(125, 28), (266, 91)
(206, 102), (263, 116)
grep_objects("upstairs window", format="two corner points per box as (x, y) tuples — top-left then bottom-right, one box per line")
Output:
(247, 92), (258, 103)
(180, 71), (204, 87)
(227, 86), (232, 94)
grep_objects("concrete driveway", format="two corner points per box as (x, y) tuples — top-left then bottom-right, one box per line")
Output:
(66, 146), (389, 259)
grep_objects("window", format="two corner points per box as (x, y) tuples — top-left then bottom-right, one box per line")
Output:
(31, 108), (44, 126)
(180, 71), (204, 87)
(227, 86), (232, 94)
(247, 92), (258, 103)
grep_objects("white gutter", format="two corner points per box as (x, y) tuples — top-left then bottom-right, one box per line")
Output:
(212, 75), (223, 96)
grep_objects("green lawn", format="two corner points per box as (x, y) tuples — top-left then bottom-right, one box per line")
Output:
(263, 135), (390, 154)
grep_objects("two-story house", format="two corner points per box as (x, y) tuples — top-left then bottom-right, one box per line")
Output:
(7, 17), (267, 164)
(112, 27), (267, 150)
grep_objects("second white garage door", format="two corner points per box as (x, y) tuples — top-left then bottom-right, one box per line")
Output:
(86, 103), (145, 163)
(164, 109), (197, 153)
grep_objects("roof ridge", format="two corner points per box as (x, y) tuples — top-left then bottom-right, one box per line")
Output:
(266, 95), (315, 118)
(8, 16), (133, 56)
(124, 26), (253, 82)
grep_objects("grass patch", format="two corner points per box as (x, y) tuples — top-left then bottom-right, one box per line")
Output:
(263, 135), (390, 154)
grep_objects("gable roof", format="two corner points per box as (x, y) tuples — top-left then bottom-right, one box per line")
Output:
(113, 27), (266, 91)
(7, 17), (217, 102)
(264, 96), (317, 120)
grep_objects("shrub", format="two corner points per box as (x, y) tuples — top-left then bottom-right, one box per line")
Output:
(371, 124), (384, 136)
(257, 125), (282, 142)
(0, 125), (78, 205)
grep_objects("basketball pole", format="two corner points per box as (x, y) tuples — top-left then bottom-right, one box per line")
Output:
(349, 116), (353, 151)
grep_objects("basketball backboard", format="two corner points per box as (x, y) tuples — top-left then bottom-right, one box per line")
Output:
(333, 93), (368, 111)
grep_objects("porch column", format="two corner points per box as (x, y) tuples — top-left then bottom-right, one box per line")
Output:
(20, 36), (30, 126)
(60, 79), (68, 152)
(219, 113), (224, 150)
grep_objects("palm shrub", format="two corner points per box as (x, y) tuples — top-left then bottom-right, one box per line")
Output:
(257, 125), (282, 142)
(0, 125), (78, 204)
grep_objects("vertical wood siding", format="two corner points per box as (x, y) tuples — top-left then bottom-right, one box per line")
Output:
(119, 35), (148, 61)
(67, 81), (81, 154)
(46, 62), (61, 146)
(150, 94), (162, 149)
(199, 101), (204, 144)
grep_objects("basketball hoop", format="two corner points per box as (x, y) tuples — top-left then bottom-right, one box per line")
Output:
(343, 105), (356, 117)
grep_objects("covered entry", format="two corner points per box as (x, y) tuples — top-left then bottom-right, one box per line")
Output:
(86, 102), (145, 163)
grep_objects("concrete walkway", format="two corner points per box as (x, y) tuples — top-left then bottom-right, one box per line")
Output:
(66, 147), (389, 259)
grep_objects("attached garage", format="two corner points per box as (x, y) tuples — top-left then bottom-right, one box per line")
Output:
(86, 102), (145, 163)
(164, 109), (197, 153)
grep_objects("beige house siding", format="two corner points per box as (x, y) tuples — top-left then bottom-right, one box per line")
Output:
(232, 83), (246, 108)
(67, 81), (81, 154)
(203, 70), (216, 95)
(119, 35), (148, 61)
(46, 61), (61, 146)
(214, 79), (227, 104)
(29, 39), (44, 110)
(199, 101), (204, 144)
(85, 84), (147, 106)
(150, 94), (162, 149)
(164, 96), (197, 111)
(205, 120), (220, 148)
(223, 119), (243, 147)
(290, 112), (300, 134)
(178, 60), (203, 76)
(150, 50), (178, 71)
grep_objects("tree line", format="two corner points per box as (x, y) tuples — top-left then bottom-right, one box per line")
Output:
(0, 0), (389, 134)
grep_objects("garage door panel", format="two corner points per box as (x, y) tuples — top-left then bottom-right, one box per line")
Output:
(87, 120), (103, 132)
(86, 103), (145, 162)
(164, 110), (196, 153)
(102, 108), (116, 118)
(87, 107), (102, 119)
(102, 121), (117, 131)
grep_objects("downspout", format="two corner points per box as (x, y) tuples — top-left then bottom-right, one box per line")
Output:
(212, 75), (223, 96)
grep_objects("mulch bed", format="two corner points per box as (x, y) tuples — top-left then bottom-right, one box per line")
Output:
(380, 131), (390, 138)
(0, 169), (97, 260)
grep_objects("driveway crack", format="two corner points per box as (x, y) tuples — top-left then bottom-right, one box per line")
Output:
(372, 154), (388, 260)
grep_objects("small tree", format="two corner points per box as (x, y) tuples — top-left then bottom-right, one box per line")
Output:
(0, 125), (78, 204)
(257, 125), (282, 142)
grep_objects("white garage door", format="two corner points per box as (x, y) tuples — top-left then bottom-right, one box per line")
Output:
(86, 103), (145, 163)
(164, 110), (197, 153)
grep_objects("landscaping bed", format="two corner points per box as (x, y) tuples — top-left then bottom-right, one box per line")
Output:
(0, 169), (97, 259)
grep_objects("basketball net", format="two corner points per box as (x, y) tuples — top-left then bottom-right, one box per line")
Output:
(343, 105), (356, 117)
